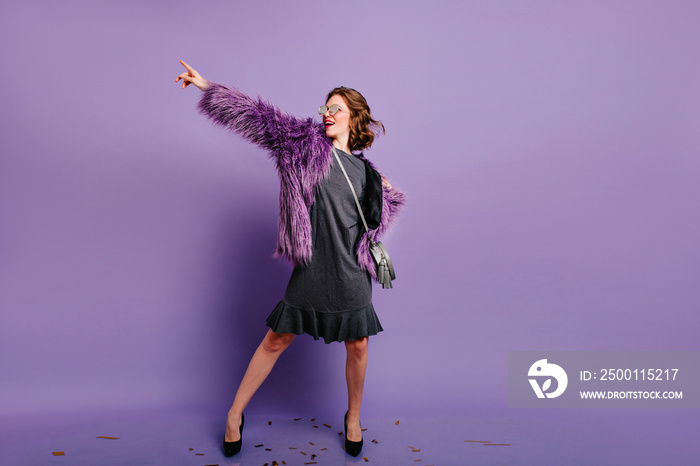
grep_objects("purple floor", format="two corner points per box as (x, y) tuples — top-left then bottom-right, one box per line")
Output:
(2, 405), (698, 465)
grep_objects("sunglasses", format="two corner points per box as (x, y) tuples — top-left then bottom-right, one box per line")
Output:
(318, 104), (343, 115)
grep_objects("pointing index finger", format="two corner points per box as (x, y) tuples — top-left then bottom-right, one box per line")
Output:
(179, 59), (194, 74)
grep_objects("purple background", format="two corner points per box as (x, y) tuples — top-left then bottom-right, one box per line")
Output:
(1, 1), (699, 460)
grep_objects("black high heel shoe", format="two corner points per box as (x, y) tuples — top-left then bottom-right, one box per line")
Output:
(223, 413), (245, 457)
(344, 411), (363, 457)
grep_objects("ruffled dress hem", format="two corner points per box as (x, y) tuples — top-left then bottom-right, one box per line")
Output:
(265, 300), (383, 344)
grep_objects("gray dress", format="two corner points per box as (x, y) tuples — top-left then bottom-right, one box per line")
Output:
(265, 149), (383, 343)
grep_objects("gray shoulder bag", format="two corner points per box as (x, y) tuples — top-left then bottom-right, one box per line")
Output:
(333, 148), (396, 289)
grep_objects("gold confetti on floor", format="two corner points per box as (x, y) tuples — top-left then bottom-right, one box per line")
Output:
(484, 443), (511, 446)
(363, 457), (369, 462)
(395, 420), (400, 425)
(52, 452), (65, 456)
(95, 436), (119, 439)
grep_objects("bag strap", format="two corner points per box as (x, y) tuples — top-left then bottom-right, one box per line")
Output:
(332, 148), (371, 235)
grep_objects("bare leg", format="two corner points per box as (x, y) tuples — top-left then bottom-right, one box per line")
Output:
(344, 336), (368, 442)
(224, 329), (296, 442)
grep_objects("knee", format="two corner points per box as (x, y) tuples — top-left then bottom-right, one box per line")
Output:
(345, 337), (368, 359)
(262, 331), (295, 353)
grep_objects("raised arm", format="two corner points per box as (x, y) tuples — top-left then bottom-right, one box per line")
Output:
(198, 82), (322, 152)
(176, 60), (323, 153)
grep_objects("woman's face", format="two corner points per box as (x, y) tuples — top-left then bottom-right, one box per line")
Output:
(322, 94), (351, 142)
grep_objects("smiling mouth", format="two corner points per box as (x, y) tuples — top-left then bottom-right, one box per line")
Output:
(324, 121), (334, 127)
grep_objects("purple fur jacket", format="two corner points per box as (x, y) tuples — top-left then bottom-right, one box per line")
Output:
(198, 82), (406, 278)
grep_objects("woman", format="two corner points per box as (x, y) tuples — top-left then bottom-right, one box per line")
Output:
(175, 60), (405, 457)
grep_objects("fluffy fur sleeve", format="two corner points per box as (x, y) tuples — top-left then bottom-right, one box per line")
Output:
(374, 180), (408, 239)
(198, 81), (324, 156)
(356, 164), (407, 278)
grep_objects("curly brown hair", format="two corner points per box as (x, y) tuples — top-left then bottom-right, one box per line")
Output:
(326, 87), (385, 152)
